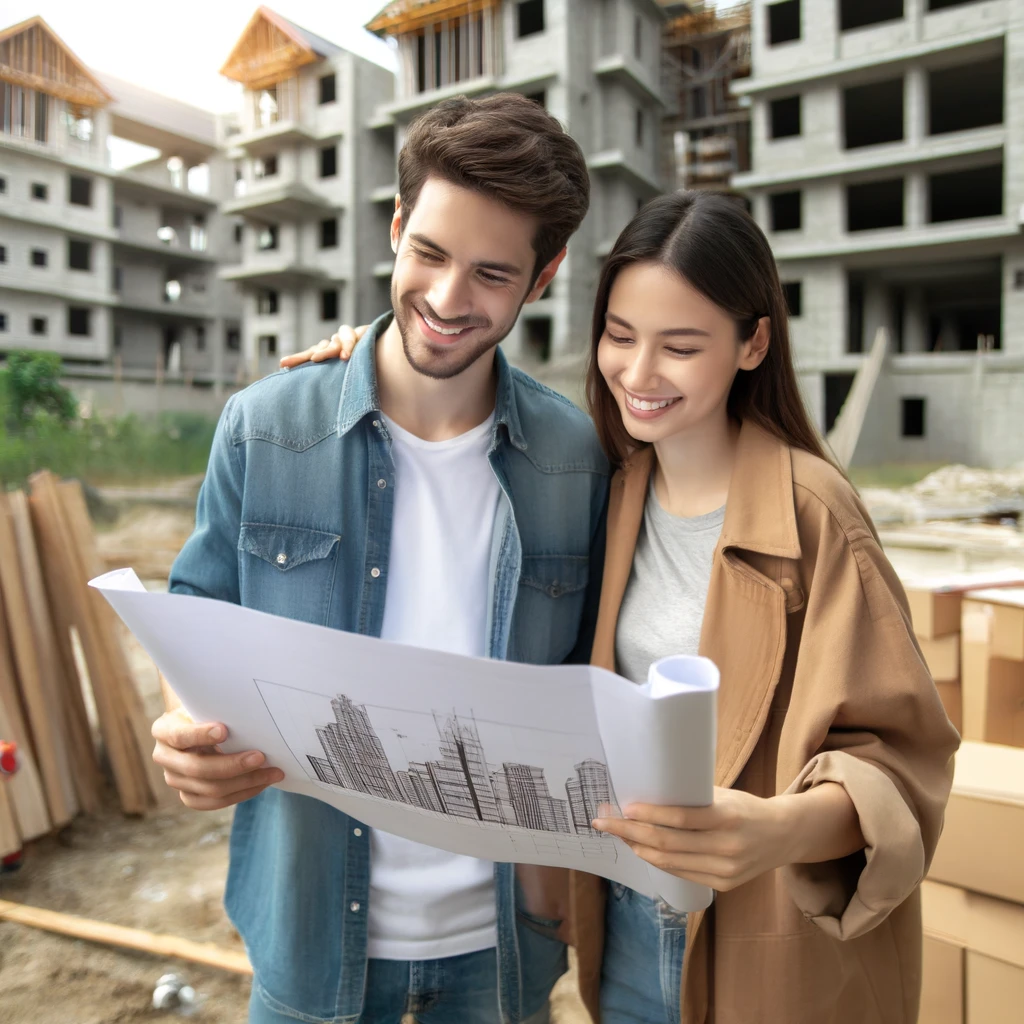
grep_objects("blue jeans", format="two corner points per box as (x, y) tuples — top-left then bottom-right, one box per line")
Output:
(600, 885), (687, 1024)
(249, 948), (552, 1023)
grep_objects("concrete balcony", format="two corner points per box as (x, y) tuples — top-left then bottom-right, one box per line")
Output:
(229, 119), (317, 156)
(223, 182), (334, 220)
(112, 234), (217, 267)
(220, 260), (328, 289)
(587, 149), (662, 193)
(593, 55), (664, 106)
(113, 171), (218, 214)
(114, 295), (212, 323)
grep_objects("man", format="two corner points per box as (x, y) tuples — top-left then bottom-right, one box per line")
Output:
(152, 94), (608, 1024)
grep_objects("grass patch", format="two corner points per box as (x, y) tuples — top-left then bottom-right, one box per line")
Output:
(848, 463), (948, 490)
(0, 412), (216, 488)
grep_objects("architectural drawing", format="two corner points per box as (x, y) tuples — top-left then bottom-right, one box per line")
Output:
(304, 692), (617, 839)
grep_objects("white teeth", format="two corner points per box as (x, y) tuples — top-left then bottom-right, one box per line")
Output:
(423, 314), (465, 336)
(627, 394), (677, 412)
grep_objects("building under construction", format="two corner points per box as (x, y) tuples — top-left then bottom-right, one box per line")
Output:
(660, 1), (752, 191)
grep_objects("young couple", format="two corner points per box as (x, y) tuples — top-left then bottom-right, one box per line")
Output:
(153, 94), (959, 1024)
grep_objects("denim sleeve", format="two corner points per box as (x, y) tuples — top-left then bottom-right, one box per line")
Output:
(168, 394), (244, 605)
(562, 475), (609, 666)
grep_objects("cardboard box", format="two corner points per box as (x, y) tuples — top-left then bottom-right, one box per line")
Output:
(903, 572), (1024, 640)
(920, 634), (960, 683)
(964, 588), (1024, 662)
(921, 934), (965, 1024)
(960, 629), (1024, 747)
(922, 881), (1024, 1024)
(929, 742), (1024, 904)
(937, 680), (962, 733)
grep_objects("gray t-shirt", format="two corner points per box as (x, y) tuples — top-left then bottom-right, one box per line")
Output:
(615, 481), (726, 685)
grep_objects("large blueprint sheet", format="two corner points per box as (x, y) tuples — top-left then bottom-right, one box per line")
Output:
(93, 569), (718, 911)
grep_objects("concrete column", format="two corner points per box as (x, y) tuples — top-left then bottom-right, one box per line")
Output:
(902, 287), (928, 353)
(906, 172), (928, 228)
(905, 66), (926, 145)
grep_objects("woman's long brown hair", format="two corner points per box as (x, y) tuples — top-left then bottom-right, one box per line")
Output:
(586, 191), (835, 471)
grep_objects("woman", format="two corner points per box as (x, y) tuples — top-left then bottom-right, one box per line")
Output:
(283, 192), (958, 1024)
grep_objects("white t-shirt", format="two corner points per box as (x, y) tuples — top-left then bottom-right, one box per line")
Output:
(367, 411), (501, 961)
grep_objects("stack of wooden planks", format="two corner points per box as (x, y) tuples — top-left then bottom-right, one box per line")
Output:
(0, 471), (162, 859)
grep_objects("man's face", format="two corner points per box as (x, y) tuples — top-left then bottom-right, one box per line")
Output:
(389, 177), (543, 380)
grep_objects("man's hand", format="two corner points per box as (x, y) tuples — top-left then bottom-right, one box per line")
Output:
(152, 707), (284, 811)
(279, 324), (368, 369)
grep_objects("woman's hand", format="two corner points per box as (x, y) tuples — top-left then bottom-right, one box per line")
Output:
(279, 324), (369, 369)
(593, 782), (863, 891)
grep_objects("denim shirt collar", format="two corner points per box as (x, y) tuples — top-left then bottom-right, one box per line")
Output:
(335, 311), (528, 453)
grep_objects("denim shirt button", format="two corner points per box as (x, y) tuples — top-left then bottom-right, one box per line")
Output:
(350, 901), (361, 913)
(377, 479), (387, 489)
(275, 553), (288, 566)
(353, 827), (363, 837)
(370, 567), (381, 579)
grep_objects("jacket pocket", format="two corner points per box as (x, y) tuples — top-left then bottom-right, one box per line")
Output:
(512, 554), (590, 664)
(238, 523), (341, 626)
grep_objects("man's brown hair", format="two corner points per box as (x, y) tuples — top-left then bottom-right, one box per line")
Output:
(397, 93), (591, 282)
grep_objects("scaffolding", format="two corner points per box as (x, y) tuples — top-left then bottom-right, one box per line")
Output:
(660, 1), (751, 191)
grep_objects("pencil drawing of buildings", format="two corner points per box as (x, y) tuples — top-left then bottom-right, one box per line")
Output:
(307, 691), (615, 838)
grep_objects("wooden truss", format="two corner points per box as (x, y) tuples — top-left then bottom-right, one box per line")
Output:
(220, 6), (324, 91)
(366, 0), (501, 37)
(0, 16), (111, 108)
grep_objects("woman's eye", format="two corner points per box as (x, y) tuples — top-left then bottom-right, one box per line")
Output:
(607, 332), (633, 344)
(667, 347), (698, 357)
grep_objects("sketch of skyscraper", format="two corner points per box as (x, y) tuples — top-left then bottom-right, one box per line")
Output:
(435, 714), (503, 824)
(566, 759), (615, 837)
(319, 695), (404, 801)
(305, 692), (610, 840)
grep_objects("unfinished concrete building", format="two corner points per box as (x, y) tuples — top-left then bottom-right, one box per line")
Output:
(660, 1), (752, 191)
(364, 0), (669, 376)
(217, 7), (394, 378)
(735, 0), (1024, 468)
(0, 17), (244, 413)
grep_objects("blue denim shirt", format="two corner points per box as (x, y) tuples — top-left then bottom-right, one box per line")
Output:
(169, 313), (609, 1023)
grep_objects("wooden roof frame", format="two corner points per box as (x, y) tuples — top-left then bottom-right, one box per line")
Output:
(366, 0), (501, 37)
(220, 6), (324, 90)
(0, 16), (112, 108)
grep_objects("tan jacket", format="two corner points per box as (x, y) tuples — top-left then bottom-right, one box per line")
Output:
(571, 422), (960, 1024)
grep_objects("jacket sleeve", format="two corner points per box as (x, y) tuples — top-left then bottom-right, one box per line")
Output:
(168, 394), (244, 606)
(778, 501), (959, 941)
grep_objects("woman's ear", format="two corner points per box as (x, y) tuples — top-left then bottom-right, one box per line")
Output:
(739, 316), (771, 371)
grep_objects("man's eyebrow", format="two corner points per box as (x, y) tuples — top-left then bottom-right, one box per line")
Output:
(606, 312), (711, 338)
(408, 233), (524, 276)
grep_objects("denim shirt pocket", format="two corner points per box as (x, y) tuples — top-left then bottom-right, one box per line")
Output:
(238, 523), (341, 626)
(513, 554), (590, 664)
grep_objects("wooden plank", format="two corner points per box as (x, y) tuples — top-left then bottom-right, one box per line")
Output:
(7, 491), (84, 817)
(28, 473), (148, 814)
(25, 491), (104, 813)
(58, 481), (162, 805)
(0, 778), (21, 859)
(0, 601), (51, 840)
(0, 900), (252, 974)
(0, 495), (73, 827)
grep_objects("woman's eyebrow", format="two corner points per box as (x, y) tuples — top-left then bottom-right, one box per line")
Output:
(606, 312), (710, 338)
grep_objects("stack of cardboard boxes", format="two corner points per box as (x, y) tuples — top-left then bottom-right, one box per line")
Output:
(904, 573), (1024, 1024)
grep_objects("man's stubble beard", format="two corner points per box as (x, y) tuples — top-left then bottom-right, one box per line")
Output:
(391, 278), (526, 382)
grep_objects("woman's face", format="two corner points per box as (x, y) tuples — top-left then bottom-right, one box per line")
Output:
(596, 262), (767, 448)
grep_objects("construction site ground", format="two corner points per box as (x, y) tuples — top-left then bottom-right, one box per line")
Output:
(2, 462), (1023, 1023)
